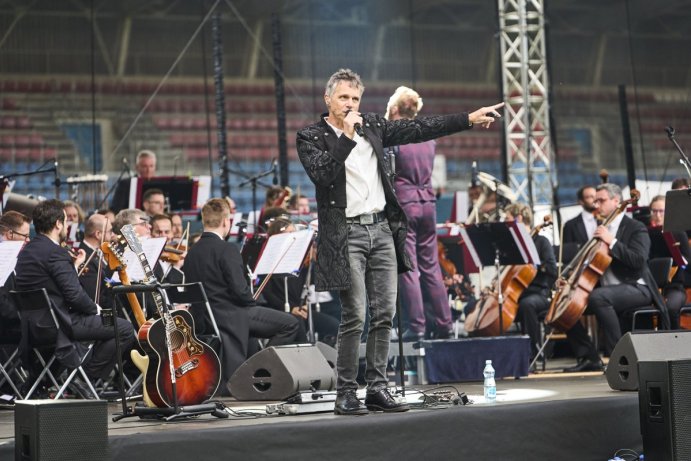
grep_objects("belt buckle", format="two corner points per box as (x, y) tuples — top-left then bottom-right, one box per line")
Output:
(360, 214), (374, 225)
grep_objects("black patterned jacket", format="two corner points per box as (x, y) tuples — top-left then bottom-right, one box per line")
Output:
(297, 112), (471, 291)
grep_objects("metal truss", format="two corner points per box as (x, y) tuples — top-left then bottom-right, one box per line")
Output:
(497, 0), (555, 208)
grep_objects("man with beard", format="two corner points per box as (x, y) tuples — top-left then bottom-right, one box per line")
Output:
(562, 185), (598, 264)
(14, 199), (135, 381)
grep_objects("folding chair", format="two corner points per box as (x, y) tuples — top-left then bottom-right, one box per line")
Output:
(164, 282), (223, 359)
(0, 324), (25, 398)
(630, 257), (672, 331)
(10, 288), (100, 400)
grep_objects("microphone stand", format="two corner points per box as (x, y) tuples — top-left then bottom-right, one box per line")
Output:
(236, 162), (276, 232)
(0, 165), (57, 212)
(666, 126), (691, 181)
(98, 160), (131, 211)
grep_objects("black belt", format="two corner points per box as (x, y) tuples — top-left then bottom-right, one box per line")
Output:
(345, 211), (387, 225)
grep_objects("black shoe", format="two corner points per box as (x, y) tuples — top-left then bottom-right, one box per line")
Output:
(365, 388), (410, 413)
(401, 329), (425, 342)
(563, 357), (604, 373)
(334, 390), (369, 416)
(68, 377), (96, 399)
(435, 329), (454, 340)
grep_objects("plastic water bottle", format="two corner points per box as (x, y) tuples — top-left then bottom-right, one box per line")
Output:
(483, 360), (496, 403)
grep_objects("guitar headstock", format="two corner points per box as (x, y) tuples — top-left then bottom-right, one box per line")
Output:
(101, 236), (128, 271)
(120, 224), (145, 256)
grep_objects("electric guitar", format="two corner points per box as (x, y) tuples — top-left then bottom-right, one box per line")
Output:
(119, 225), (221, 407)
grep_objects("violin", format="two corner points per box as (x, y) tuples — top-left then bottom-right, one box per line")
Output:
(437, 241), (474, 302)
(160, 246), (185, 263)
(465, 215), (552, 337)
(545, 190), (640, 331)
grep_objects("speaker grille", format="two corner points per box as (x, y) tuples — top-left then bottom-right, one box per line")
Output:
(16, 400), (108, 461)
(670, 361), (691, 459)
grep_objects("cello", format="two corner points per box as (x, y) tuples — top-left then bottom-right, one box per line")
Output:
(545, 190), (640, 331)
(465, 215), (552, 336)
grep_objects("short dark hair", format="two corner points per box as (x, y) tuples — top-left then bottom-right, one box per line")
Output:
(32, 199), (66, 234)
(0, 210), (31, 233)
(576, 185), (595, 202)
(671, 177), (689, 190)
(151, 213), (172, 226)
(143, 188), (164, 202)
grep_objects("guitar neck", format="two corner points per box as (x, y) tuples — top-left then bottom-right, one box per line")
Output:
(137, 255), (166, 317)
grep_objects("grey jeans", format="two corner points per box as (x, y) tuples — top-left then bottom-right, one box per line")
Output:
(336, 221), (398, 392)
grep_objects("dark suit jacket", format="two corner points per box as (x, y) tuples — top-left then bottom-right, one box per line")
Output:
(183, 232), (252, 381)
(524, 234), (558, 296)
(78, 241), (114, 309)
(297, 112), (472, 291)
(562, 214), (589, 265)
(15, 234), (98, 367)
(110, 177), (132, 214)
(610, 216), (670, 328)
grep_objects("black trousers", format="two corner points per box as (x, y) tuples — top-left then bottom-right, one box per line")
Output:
(567, 283), (651, 360)
(71, 314), (136, 380)
(664, 284), (687, 330)
(517, 291), (550, 355)
(248, 305), (301, 347)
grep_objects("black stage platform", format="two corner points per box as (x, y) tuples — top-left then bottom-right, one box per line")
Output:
(0, 370), (644, 461)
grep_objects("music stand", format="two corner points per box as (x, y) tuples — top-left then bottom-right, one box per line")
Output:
(461, 221), (539, 335)
(664, 189), (691, 234)
(109, 282), (227, 422)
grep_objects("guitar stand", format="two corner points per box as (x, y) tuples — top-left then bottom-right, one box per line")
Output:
(109, 283), (228, 422)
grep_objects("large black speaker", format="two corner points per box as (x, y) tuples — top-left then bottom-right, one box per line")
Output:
(638, 359), (691, 460)
(228, 344), (336, 400)
(15, 400), (108, 461)
(606, 331), (691, 391)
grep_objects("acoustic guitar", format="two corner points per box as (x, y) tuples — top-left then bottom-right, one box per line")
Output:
(118, 225), (221, 407)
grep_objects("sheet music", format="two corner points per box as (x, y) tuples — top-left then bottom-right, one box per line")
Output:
(194, 175), (211, 208)
(511, 222), (541, 265)
(128, 177), (138, 209)
(0, 241), (23, 286)
(111, 237), (167, 282)
(254, 229), (314, 276)
(459, 226), (481, 270)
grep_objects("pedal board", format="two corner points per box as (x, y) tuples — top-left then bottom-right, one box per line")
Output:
(266, 391), (337, 415)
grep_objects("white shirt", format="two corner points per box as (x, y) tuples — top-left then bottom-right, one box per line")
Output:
(581, 210), (597, 240)
(325, 119), (386, 218)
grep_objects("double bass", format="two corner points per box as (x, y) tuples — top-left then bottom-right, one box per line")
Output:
(545, 190), (640, 331)
(465, 215), (552, 336)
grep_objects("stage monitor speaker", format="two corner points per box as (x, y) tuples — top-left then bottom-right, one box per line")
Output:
(315, 341), (337, 370)
(606, 331), (691, 391)
(228, 344), (336, 401)
(15, 400), (108, 461)
(638, 359), (691, 460)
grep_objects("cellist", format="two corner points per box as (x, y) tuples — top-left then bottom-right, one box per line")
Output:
(504, 203), (557, 360)
(563, 183), (670, 373)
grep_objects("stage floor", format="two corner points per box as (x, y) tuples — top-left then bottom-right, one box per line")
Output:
(0, 358), (645, 461)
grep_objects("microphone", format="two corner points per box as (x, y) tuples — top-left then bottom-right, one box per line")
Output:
(272, 158), (279, 185)
(53, 158), (61, 193)
(471, 161), (478, 187)
(346, 110), (365, 137)
(173, 155), (180, 177)
(122, 157), (131, 175)
(665, 126), (675, 137)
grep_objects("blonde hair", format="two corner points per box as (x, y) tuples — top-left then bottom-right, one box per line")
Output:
(385, 86), (424, 120)
(201, 198), (231, 228)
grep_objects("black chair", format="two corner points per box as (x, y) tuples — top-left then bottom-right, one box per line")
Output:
(0, 323), (25, 398)
(10, 288), (100, 400)
(628, 257), (672, 332)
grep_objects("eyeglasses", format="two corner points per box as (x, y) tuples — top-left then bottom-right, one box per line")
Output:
(650, 208), (665, 214)
(10, 229), (30, 241)
(594, 197), (610, 204)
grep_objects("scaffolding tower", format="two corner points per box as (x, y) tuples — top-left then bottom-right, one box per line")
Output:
(497, 0), (555, 209)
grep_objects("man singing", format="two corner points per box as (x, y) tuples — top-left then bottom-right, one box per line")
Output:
(297, 68), (503, 415)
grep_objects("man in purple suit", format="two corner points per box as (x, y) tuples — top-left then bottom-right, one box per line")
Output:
(386, 86), (454, 341)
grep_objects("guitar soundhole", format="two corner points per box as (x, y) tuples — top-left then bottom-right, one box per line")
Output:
(170, 329), (185, 349)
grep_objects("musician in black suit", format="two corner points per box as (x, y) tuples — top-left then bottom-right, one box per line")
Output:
(78, 213), (115, 309)
(504, 204), (558, 359)
(562, 185), (597, 264)
(14, 199), (135, 380)
(564, 184), (670, 372)
(110, 149), (157, 213)
(183, 198), (300, 393)
(648, 194), (691, 329)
